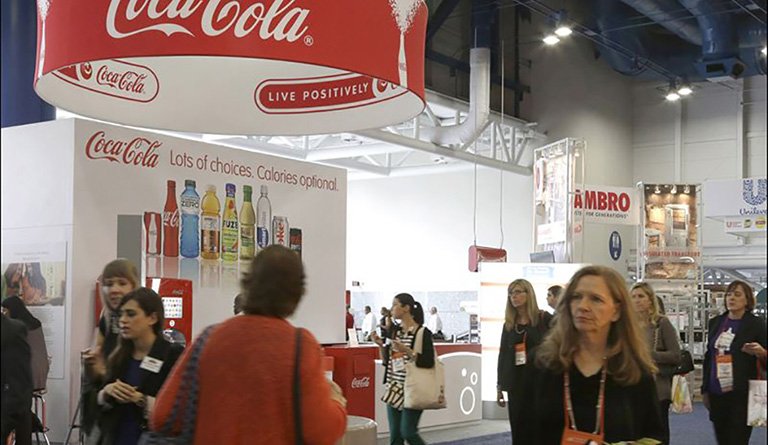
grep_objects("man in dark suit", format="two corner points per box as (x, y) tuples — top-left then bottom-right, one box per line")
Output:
(1, 314), (33, 443)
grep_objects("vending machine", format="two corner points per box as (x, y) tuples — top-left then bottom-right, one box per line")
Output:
(147, 277), (193, 347)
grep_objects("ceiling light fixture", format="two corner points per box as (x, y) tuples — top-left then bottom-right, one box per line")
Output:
(654, 185), (661, 194)
(543, 34), (560, 45)
(555, 26), (573, 37)
(666, 91), (681, 101)
(684, 184), (690, 194)
(671, 184), (677, 194)
(677, 84), (693, 96)
(762, 46), (767, 56)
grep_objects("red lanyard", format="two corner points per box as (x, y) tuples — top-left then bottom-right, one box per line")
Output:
(563, 365), (607, 435)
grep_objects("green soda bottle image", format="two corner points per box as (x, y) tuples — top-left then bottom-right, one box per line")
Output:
(240, 185), (256, 260)
(221, 183), (239, 262)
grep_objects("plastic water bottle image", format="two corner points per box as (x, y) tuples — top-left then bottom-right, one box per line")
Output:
(256, 185), (272, 250)
(180, 180), (200, 258)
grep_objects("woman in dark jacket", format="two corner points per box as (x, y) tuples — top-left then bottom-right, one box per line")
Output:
(95, 288), (183, 445)
(496, 279), (552, 444)
(702, 280), (767, 445)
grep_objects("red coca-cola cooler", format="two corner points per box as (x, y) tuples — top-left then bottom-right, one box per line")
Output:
(146, 277), (193, 347)
(323, 345), (378, 419)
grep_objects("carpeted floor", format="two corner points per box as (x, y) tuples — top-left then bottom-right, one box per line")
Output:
(431, 403), (767, 445)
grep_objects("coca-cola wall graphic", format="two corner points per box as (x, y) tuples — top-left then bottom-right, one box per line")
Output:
(34, 0), (427, 135)
(73, 119), (347, 345)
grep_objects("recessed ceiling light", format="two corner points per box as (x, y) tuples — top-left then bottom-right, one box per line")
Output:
(543, 34), (560, 45)
(554, 26), (572, 37)
(666, 91), (681, 101)
(678, 85), (693, 96)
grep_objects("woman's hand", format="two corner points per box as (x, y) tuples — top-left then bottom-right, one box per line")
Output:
(391, 339), (414, 357)
(741, 342), (767, 358)
(370, 331), (384, 347)
(105, 379), (139, 404)
(328, 380), (347, 408)
(496, 389), (506, 408)
(82, 348), (106, 379)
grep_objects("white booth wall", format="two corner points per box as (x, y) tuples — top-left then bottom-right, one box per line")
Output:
(632, 76), (768, 257)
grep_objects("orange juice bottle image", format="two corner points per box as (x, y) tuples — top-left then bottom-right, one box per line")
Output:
(200, 185), (221, 260)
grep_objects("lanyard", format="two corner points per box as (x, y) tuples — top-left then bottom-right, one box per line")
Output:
(564, 365), (607, 435)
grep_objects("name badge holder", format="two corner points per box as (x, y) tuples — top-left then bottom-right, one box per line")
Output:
(515, 331), (527, 366)
(561, 365), (606, 445)
(714, 325), (736, 393)
(391, 352), (406, 373)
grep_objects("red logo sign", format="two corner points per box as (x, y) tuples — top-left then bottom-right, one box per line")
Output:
(85, 131), (161, 168)
(574, 190), (631, 212)
(105, 0), (311, 42)
(255, 74), (406, 114)
(351, 376), (370, 389)
(53, 60), (159, 103)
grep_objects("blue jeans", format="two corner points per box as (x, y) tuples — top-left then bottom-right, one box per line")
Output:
(386, 404), (425, 445)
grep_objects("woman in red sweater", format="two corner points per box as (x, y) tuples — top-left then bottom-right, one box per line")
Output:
(151, 245), (347, 444)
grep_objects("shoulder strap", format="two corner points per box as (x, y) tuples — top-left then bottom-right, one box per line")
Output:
(410, 325), (424, 353)
(293, 328), (304, 445)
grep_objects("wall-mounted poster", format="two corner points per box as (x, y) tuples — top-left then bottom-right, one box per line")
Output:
(1, 242), (67, 379)
(641, 184), (700, 280)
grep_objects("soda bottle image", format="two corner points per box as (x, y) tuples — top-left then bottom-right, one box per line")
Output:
(240, 185), (256, 260)
(221, 183), (239, 262)
(180, 180), (201, 258)
(256, 185), (272, 250)
(163, 180), (180, 257)
(200, 185), (221, 260)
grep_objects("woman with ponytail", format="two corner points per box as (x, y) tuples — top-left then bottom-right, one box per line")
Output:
(371, 293), (434, 445)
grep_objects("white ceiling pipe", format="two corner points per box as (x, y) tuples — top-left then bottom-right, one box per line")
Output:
(421, 48), (491, 146)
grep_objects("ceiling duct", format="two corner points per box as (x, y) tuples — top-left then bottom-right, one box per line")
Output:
(619, 0), (702, 45)
(591, 0), (767, 80)
(421, 0), (493, 147)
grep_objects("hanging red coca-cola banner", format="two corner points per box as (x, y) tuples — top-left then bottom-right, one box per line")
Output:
(33, 0), (427, 135)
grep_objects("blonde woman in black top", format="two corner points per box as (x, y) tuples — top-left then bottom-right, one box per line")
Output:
(496, 279), (552, 444)
(631, 282), (680, 445)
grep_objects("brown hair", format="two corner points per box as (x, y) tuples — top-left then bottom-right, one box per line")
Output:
(536, 266), (656, 385)
(106, 288), (164, 382)
(724, 280), (755, 312)
(630, 282), (663, 326)
(505, 279), (542, 330)
(101, 258), (140, 289)
(241, 245), (305, 318)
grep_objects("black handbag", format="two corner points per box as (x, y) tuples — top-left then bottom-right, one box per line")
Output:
(655, 326), (694, 376)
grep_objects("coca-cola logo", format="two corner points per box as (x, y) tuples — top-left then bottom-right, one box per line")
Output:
(85, 131), (161, 168)
(106, 0), (311, 43)
(53, 60), (159, 103)
(350, 376), (370, 389)
(163, 210), (180, 228)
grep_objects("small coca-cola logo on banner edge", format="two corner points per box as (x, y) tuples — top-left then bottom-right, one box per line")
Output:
(85, 131), (161, 168)
(53, 60), (159, 103)
(255, 74), (406, 114)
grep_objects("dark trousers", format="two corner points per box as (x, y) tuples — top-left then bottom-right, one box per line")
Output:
(708, 391), (753, 445)
(507, 398), (532, 444)
(387, 404), (425, 445)
(659, 399), (671, 445)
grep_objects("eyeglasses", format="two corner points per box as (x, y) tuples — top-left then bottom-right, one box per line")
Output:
(508, 290), (527, 296)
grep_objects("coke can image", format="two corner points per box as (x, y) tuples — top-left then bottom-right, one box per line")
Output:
(144, 212), (162, 255)
(289, 228), (302, 258)
(272, 216), (290, 247)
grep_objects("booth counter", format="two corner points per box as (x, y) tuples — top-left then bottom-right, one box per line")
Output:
(323, 343), (482, 434)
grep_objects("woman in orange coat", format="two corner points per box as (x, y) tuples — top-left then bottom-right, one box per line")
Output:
(151, 245), (347, 444)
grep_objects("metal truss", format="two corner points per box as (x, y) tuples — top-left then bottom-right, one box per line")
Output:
(199, 91), (546, 178)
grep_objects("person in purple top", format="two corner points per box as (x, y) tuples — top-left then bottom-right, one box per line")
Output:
(702, 280), (767, 445)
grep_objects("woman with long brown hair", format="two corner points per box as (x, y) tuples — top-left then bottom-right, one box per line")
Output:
(631, 282), (680, 444)
(496, 278), (552, 444)
(526, 266), (663, 444)
(95, 288), (183, 445)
